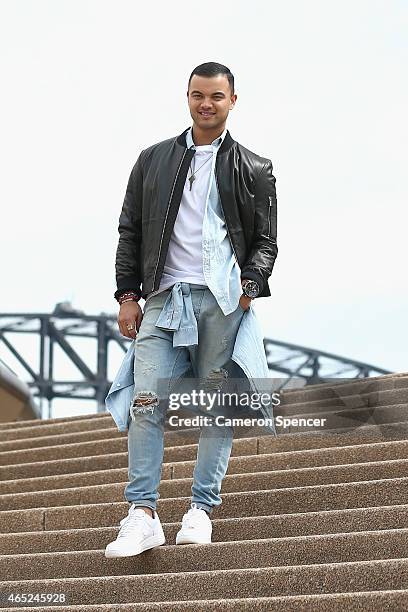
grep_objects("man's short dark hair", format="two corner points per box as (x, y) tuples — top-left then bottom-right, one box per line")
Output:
(188, 62), (234, 96)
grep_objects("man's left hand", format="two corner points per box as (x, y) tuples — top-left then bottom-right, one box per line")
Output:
(240, 279), (253, 311)
(239, 294), (252, 311)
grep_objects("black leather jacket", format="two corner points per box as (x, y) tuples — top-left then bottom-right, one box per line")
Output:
(114, 126), (278, 301)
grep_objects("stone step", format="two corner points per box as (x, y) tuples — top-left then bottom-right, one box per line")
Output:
(0, 411), (108, 430)
(0, 451), (129, 481)
(0, 415), (115, 441)
(2, 477), (408, 533)
(1, 504), (407, 555)
(274, 404), (408, 433)
(277, 388), (408, 416)
(0, 435), (254, 468)
(2, 372), (408, 609)
(0, 437), (258, 481)
(0, 371), (404, 434)
(2, 529), (408, 581)
(173, 438), (408, 477)
(258, 421), (408, 453)
(2, 404), (408, 468)
(1, 559), (408, 605)
(2, 438), (408, 495)
(0, 437), (128, 466)
(0, 426), (201, 454)
(0, 427), (126, 453)
(1, 375), (406, 443)
(280, 371), (408, 404)
(1, 591), (408, 611)
(2, 421), (408, 482)
(2, 457), (408, 511)
(0, 467), (132, 495)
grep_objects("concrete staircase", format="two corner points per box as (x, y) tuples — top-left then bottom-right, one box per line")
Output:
(1, 373), (408, 610)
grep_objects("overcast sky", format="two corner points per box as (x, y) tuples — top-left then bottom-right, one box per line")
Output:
(0, 0), (407, 419)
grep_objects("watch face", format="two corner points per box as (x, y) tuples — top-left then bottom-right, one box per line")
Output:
(243, 280), (259, 298)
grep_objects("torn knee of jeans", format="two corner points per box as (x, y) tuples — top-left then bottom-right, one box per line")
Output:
(130, 391), (159, 419)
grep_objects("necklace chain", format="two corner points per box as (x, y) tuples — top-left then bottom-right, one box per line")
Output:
(188, 152), (212, 191)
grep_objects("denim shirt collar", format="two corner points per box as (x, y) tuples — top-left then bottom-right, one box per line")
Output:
(185, 125), (228, 151)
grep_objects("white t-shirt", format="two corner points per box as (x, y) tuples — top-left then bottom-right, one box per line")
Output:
(158, 143), (214, 291)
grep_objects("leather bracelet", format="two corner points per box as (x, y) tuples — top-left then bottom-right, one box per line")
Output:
(117, 291), (139, 305)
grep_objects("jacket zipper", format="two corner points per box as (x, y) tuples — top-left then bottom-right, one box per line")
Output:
(268, 195), (273, 237)
(214, 164), (239, 264)
(152, 147), (188, 289)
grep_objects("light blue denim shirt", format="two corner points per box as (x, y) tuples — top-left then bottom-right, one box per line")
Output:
(186, 126), (243, 315)
(105, 127), (277, 437)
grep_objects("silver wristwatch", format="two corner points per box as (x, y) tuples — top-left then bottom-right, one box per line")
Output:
(241, 279), (260, 298)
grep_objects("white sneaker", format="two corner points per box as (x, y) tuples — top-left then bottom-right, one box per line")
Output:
(105, 504), (166, 558)
(175, 503), (212, 545)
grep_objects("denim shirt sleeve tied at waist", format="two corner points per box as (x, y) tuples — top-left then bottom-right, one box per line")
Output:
(154, 282), (200, 347)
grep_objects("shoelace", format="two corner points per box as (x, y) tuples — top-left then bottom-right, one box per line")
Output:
(118, 507), (152, 538)
(182, 505), (208, 528)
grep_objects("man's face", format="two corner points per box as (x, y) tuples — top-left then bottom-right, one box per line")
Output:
(187, 74), (236, 130)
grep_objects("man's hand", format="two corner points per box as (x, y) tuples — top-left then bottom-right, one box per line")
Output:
(118, 301), (143, 339)
(239, 294), (252, 311)
(240, 279), (253, 311)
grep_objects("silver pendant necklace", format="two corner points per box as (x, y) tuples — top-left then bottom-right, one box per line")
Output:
(188, 154), (212, 191)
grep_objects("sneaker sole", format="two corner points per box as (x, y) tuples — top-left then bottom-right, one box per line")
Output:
(175, 533), (211, 545)
(105, 534), (166, 558)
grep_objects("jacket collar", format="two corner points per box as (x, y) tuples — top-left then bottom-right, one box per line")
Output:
(176, 125), (235, 154)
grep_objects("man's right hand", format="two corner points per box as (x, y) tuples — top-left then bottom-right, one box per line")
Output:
(118, 301), (143, 339)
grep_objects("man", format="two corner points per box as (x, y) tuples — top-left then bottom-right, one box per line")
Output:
(105, 62), (278, 558)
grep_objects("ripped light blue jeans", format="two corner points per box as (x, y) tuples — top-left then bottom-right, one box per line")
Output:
(124, 282), (246, 516)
